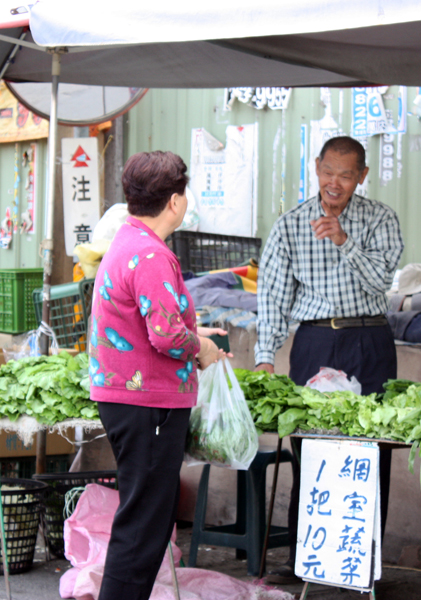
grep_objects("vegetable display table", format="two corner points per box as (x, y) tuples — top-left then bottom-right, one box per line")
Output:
(188, 445), (294, 576)
(0, 415), (103, 448)
(287, 433), (410, 600)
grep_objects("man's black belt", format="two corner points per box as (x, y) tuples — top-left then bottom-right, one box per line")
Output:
(303, 315), (388, 329)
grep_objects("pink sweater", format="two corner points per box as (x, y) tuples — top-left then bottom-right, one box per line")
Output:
(89, 216), (200, 408)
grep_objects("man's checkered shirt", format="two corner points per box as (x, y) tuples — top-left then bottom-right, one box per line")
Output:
(255, 194), (404, 365)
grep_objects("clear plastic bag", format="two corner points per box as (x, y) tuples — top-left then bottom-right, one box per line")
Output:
(185, 359), (258, 470)
(3, 321), (60, 363)
(305, 367), (362, 395)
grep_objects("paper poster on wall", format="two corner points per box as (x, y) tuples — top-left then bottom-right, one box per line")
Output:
(352, 87), (407, 138)
(21, 143), (37, 235)
(379, 130), (395, 188)
(296, 438), (381, 592)
(189, 125), (258, 237)
(224, 87), (291, 111)
(307, 89), (343, 199)
(298, 124), (308, 204)
(62, 138), (101, 256)
(308, 131), (341, 198)
(0, 82), (48, 143)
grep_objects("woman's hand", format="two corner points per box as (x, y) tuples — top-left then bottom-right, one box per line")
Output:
(196, 336), (225, 370)
(197, 326), (227, 337)
(196, 327), (233, 358)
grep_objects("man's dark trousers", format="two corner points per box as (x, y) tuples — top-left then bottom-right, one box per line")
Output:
(287, 322), (396, 563)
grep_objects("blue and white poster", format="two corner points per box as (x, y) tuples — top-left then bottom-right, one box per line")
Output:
(352, 87), (407, 138)
(189, 126), (258, 236)
(298, 124), (308, 204)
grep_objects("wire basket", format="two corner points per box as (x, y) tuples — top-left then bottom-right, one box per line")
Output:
(0, 456), (71, 480)
(0, 478), (48, 574)
(32, 279), (95, 351)
(166, 231), (262, 273)
(33, 471), (118, 557)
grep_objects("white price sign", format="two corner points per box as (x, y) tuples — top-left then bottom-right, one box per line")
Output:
(296, 438), (381, 592)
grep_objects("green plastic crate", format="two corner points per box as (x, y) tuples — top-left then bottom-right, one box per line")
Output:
(0, 269), (43, 334)
(32, 279), (95, 351)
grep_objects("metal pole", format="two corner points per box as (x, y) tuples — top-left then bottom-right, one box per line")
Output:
(168, 541), (180, 600)
(36, 51), (61, 475)
(0, 32), (27, 81)
(299, 581), (310, 600)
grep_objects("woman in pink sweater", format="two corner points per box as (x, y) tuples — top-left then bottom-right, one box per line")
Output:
(90, 151), (226, 600)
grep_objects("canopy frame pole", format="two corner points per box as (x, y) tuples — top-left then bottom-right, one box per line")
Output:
(39, 50), (61, 353)
(36, 50), (61, 475)
(0, 31), (27, 80)
(0, 32), (43, 52)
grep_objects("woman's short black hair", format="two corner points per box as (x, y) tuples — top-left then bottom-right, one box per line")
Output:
(122, 151), (189, 217)
(319, 136), (366, 172)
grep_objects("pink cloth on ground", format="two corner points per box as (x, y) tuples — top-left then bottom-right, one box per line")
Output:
(59, 484), (294, 600)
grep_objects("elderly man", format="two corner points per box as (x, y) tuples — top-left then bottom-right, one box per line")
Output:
(255, 136), (404, 583)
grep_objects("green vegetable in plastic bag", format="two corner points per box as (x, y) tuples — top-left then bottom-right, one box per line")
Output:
(185, 360), (258, 470)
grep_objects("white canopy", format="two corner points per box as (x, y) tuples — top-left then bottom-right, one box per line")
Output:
(1, 0), (421, 88)
(0, 1), (420, 466)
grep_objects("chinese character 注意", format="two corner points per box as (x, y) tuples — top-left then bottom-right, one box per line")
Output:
(72, 175), (91, 202)
(73, 223), (92, 244)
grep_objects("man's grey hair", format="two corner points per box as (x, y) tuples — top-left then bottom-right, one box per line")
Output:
(319, 136), (366, 172)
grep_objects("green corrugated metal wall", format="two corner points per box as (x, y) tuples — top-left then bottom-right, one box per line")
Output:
(0, 140), (46, 269)
(126, 86), (421, 267)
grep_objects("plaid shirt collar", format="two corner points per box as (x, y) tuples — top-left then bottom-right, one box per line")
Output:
(310, 193), (361, 222)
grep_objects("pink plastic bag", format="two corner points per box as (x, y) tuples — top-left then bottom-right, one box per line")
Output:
(60, 483), (294, 600)
(64, 484), (119, 568)
(60, 484), (120, 600)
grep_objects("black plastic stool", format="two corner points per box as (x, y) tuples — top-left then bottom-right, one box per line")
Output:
(188, 446), (293, 575)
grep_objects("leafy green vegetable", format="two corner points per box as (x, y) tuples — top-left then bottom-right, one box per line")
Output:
(234, 369), (301, 435)
(234, 369), (421, 482)
(185, 363), (258, 468)
(0, 351), (98, 425)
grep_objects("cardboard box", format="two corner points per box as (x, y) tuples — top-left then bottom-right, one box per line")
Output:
(0, 347), (77, 457)
(0, 429), (75, 457)
(0, 334), (14, 348)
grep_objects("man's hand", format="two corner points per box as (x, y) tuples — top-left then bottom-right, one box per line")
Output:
(255, 363), (274, 374)
(310, 201), (347, 246)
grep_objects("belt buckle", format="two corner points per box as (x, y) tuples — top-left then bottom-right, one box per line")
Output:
(331, 318), (341, 329)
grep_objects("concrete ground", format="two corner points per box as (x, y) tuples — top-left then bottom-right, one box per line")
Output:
(0, 523), (420, 600)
